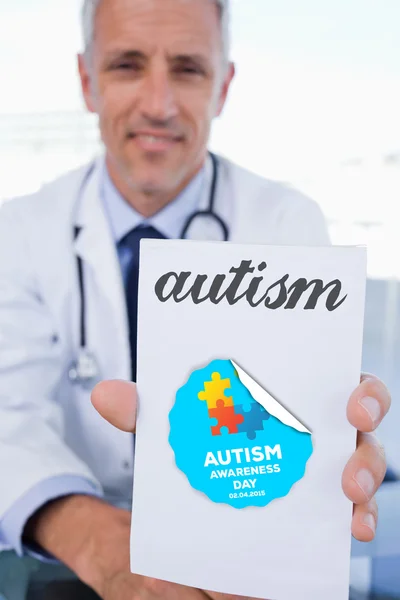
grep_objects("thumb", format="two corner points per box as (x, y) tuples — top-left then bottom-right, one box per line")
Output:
(91, 380), (137, 432)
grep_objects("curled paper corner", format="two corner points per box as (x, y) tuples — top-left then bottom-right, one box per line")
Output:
(230, 359), (312, 435)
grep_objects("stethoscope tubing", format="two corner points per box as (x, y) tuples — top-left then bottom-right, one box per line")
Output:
(180, 152), (228, 242)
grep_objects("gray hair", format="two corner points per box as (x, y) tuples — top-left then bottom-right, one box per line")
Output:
(82, 0), (231, 65)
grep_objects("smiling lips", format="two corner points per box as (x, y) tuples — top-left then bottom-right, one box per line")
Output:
(129, 131), (183, 152)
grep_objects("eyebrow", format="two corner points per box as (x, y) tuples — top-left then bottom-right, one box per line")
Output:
(103, 50), (146, 64)
(173, 54), (210, 69)
(103, 49), (210, 69)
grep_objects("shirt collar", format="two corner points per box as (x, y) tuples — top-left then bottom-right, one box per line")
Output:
(100, 161), (205, 243)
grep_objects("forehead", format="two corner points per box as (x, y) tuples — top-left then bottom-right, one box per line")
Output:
(94, 0), (222, 57)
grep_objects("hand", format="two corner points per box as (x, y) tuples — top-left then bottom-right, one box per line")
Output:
(92, 372), (391, 544)
(343, 373), (391, 540)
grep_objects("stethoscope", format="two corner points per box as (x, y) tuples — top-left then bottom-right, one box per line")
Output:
(68, 152), (229, 387)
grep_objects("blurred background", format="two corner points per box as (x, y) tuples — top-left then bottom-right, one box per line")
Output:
(0, 0), (399, 598)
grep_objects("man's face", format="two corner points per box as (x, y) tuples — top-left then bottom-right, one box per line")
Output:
(79, 0), (234, 196)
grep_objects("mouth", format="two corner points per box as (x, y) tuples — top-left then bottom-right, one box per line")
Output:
(128, 131), (183, 153)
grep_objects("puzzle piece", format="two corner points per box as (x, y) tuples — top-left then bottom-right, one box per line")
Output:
(208, 399), (245, 436)
(224, 372), (255, 411)
(236, 400), (271, 440)
(198, 372), (233, 409)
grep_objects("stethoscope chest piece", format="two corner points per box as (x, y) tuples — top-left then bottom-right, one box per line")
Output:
(68, 348), (100, 388)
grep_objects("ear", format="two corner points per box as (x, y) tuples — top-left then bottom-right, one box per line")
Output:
(77, 54), (97, 114)
(215, 62), (236, 117)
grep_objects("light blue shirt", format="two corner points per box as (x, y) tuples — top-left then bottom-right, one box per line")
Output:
(102, 162), (205, 282)
(0, 162), (205, 560)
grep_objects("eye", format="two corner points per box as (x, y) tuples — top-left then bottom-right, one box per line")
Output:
(106, 59), (143, 73)
(175, 64), (205, 76)
(183, 66), (202, 74)
(115, 62), (141, 71)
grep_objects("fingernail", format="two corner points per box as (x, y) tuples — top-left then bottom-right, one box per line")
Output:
(354, 468), (375, 499)
(359, 396), (381, 426)
(363, 513), (376, 535)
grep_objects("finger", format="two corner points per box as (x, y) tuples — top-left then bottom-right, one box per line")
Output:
(342, 432), (386, 505)
(351, 498), (378, 542)
(347, 373), (391, 432)
(91, 380), (137, 432)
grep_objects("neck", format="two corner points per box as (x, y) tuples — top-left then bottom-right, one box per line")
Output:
(105, 155), (206, 218)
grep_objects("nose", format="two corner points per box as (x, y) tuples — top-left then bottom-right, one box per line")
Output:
(139, 66), (179, 123)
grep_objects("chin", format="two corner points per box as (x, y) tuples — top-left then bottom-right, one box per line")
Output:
(136, 169), (181, 194)
(137, 177), (174, 195)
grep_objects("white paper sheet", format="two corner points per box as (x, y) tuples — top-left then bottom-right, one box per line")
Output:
(130, 241), (367, 600)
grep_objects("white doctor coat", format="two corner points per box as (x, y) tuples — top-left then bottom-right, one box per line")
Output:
(0, 154), (330, 533)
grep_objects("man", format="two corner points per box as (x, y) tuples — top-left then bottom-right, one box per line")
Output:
(0, 0), (390, 599)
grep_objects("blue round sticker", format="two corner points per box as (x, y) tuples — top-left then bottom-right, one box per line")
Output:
(169, 359), (313, 509)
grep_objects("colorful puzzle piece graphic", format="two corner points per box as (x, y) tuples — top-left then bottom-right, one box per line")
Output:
(236, 400), (271, 440)
(199, 369), (270, 438)
(209, 399), (245, 436)
(198, 372), (233, 409)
